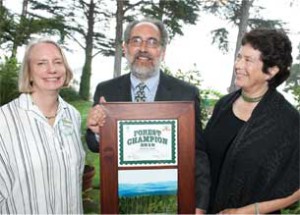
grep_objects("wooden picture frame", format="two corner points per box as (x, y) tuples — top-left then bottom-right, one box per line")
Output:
(99, 101), (195, 214)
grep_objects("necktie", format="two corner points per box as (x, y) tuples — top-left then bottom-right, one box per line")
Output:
(135, 82), (146, 102)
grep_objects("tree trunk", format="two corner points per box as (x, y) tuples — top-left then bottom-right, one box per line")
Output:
(228, 0), (254, 93)
(113, 0), (124, 78)
(157, 0), (165, 20)
(21, 0), (28, 16)
(79, 0), (95, 100)
(11, 0), (28, 58)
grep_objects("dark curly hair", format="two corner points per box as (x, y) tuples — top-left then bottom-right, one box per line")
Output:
(241, 28), (293, 88)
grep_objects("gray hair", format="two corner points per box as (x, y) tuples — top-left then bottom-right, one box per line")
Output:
(18, 38), (73, 93)
(123, 18), (169, 49)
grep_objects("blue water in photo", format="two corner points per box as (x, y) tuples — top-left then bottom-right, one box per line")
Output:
(119, 181), (177, 197)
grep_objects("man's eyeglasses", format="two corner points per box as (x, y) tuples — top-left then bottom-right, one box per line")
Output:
(128, 36), (161, 48)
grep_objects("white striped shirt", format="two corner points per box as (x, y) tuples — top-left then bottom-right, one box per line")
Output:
(0, 93), (85, 214)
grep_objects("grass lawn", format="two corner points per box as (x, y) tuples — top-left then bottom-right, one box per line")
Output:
(70, 100), (100, 213)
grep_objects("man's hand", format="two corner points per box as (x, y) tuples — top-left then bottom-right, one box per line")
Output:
(195, 208), (206, 214)
(86, 96), (107, 134)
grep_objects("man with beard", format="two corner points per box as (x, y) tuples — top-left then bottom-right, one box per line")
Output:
(86, 18), (209, 213)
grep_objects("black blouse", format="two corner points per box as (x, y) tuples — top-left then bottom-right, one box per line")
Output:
(202, 89), (299, 214)
(205, 106), (245, 211)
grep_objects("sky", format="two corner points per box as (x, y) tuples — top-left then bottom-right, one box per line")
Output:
(119, 169), (177, 184)
(73, 0), (300, 99)
(164, 0), (300, 94)
(4, 0), (300, 100)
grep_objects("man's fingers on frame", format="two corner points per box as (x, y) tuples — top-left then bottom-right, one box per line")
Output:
(99, 96), (106, 103)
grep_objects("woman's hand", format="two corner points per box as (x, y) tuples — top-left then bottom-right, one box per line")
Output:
(218, 208), (239, 214)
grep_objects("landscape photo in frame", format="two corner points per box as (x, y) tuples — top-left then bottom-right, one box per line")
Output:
(118, 169), (178, 214)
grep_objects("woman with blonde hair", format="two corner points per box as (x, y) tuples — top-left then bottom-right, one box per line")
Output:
(0, 38), (85, 214)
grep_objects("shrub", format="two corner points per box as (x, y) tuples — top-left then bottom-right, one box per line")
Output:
(0, 57), (19, 105)
(290, 86), (300, 111)
(161, 64), (223, 127)
(60, 87), (82, 102)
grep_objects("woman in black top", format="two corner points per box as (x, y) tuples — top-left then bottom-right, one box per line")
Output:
(196, 28), (300, 214)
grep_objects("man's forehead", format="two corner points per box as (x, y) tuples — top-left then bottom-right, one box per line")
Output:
(132, 22), (160, 33)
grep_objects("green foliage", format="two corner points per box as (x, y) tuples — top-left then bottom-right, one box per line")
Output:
(285, 65), (300, 111)
(248, 18), (284, 29)
(68, 99), (99, 184)
(162, 64), (222, 126)
(285, 63), (300, 91)
(200, 88), (223, 126)
(202, 1), (285, 54)
(282, 201), (300, 214)
(140, 0), (200, 39)
(0, 7), (16, 45)
(289, 86), (300, 111)
(1, 2), (68, 58)
(286, 43), (300, 88)
(119, 195), (177, 214)
(284, 42), (300, 110)
(69, 99), (100, 213)
(31, 0), (114, 55)
(68, 99), (92, 142)
(60, 87), (82, 102)
(0, 57), (19, 105)
(211, 28), (229, 53)
(30, 0), (113, 100)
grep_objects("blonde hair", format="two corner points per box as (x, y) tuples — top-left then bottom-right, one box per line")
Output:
(18, 38), (73, 93)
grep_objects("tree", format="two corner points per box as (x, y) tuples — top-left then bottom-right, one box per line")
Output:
(228, 0), (253, 92)
(202, 0), (285, 92)
(10, 0), (29, 58)
(285, 42), (300, 93)
(113, 0), (201, 77)
(7, 0), (201, 98)
(0, 6), (14, 45)
(113, 0), (124, 78)
(71, 0), (113, 100)
(0, 57), (19, 105)
(285, 64), (300, 91)
(141, 0), (200, 39)
(29, 0), (114, 100)
(1, 0), (115, 100)
(78, 0), (96, 100)
(0, 0), (67, 59)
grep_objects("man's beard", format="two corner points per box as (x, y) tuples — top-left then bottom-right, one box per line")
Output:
(127, 51), (162, 80)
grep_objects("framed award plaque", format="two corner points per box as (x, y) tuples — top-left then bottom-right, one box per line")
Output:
(99, 102), (195, 214)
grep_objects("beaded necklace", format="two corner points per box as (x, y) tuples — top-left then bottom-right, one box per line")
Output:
(241, 91), (264, 103)
(45, 114), (57, 120)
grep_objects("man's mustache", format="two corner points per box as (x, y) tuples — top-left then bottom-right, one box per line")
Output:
(133, 52), (153, 61)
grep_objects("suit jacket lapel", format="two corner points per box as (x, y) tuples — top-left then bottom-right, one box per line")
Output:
(118, 73), (132, 101)
(155, 71), (172, 101)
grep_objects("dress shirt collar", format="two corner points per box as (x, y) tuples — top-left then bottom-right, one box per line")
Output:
(130, 71), (160, 92)
(17, 93), (68, 122)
